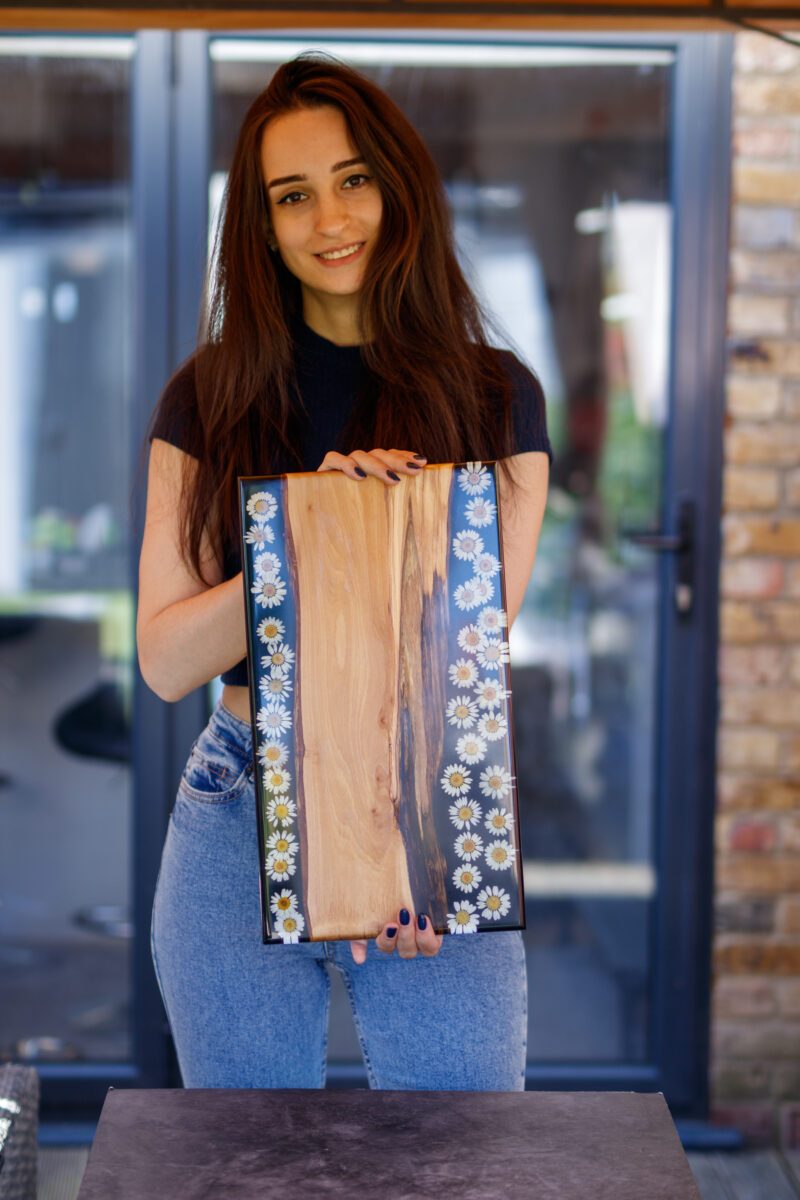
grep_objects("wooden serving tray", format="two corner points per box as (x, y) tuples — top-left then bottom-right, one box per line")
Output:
(239, 462), (524, 944)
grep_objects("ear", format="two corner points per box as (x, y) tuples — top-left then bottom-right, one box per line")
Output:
(267, 230), (278, 252)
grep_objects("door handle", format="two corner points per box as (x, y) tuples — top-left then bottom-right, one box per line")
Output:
(621, 498), (695, 617)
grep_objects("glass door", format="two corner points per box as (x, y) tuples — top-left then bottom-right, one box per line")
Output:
(200, 33), (729, 1111)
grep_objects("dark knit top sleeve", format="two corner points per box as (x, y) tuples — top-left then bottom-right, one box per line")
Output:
(496, 349), (553, 465)
(148, 355), (204, 459)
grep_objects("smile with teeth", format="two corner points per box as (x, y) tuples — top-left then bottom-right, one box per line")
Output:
(316, 242), (364, 261)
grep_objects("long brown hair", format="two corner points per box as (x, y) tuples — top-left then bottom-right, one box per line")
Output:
(167, 53), (537, 581)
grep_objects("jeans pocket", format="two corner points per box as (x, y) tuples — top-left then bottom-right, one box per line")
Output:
(179, 730), (253, 805)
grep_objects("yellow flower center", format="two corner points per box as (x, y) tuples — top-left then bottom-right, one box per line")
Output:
(465, 742), (477, 756)
(486, 719), (499, 733)
(489, 776), (502, 790)
(456, 706), (468, 720)
(269, 678), (284, 693)
(457, 667), (470, 680)
(270, 773), (284, 788)
(274, 803), (288, 820)
(487, 895), (501, 910)
(492, 814), (505, 828)
(461, 872), (473, 885)
(275, 838), (289, 854)
(273, 859), (288, 873)
(458, 806), (472, 822)
(265, 624), (278, 638)
(272, 652), (284, 666)
(463, 839), (476, 854)
(277, 896), (292, 911)
(450, 773), (464, 788)
(492, 848), (507, 864)
(266, 747), (280, 762)
(456, 910), (470, 925)
(283, 917), (297, 932)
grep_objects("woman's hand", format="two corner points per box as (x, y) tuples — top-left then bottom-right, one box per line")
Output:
(318, 448), (426, 484)
(350, 909), (443, 964)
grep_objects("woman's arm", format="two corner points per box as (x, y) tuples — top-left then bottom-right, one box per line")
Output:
(137, 438), (247, 702)
(499, 450), (550, 629)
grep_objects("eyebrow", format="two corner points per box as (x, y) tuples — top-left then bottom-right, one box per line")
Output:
(266, 157), (367, 190)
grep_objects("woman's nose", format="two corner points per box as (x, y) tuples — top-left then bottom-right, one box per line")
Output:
(315, 190), (349, 236)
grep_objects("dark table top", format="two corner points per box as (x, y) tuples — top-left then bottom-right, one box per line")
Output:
(76, 1087), (701, 1199)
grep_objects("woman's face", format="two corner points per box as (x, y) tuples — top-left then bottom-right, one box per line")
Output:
(261, 105), (383, 314)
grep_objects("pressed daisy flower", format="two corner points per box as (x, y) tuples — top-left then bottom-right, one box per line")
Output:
(276, 911), (305, 943)
(456, 733), (487, 765)
(261, 642), (295, 675)
(446, 695), (478, 729)
(447, 901), (479, 934)
(451, 529), (484, 561)
(458, 462), (491, 496)
(251, 577), (287, 609)
(246, 491), (277, 524)
(267, 796), (296, 826)
(264, 766), (291, 796)
(256, 616), (285, 646)
(267, 831), (297, 858)
(259, 672), (293, 700)
(254, 550), (282, 579)
(448, 658), (478, 688)
(471, 577), (495, 605)
(266, 852), (296, 882)
(453, 582), (480, 612)
(454, 831), (485, 861)
(485, 806), (515, 835)
(476, 638), (511, 672)
(477, 886), (511, 921)
(448, 799), (483, 830)
(270, 888), (299, 917)
(257, 701), (291, 737)
(479, 765), (513, 801)
(440, 764), (472, 797)
(457, 623), (486, 655)
(465, 497), (497, 528)
(485, 839), (515, 871)
(474, 552), (501, 579)
(477, 606), (507, 635)
(452, 863), (482, 893)
(473, 678), (509, 710)
(477, 712), (508, 742)
(257, 740), (289, 770)
(245, 524), (274, 548)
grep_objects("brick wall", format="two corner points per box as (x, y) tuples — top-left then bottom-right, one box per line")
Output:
(712, 30), (800, 1149)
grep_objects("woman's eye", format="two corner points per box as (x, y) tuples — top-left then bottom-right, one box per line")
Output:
(277, 190), (307, 206)
(342, 174), (370, 189)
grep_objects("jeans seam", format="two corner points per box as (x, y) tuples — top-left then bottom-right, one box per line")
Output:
(319, 961), (331, 1088)
(336, 961), (378, 1089)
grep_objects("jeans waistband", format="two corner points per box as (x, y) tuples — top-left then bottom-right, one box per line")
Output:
(208, 697), (253, 753)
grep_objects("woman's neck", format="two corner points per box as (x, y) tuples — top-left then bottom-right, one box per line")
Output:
(301, 291), (364, 347)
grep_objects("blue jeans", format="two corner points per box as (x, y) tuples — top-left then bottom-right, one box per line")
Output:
(150, 699), (527, 1089)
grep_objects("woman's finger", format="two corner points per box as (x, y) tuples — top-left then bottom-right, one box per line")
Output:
(374, 923), (399, 955)
(317, 451), (369, 481)
(349, 938), (369, 965)
(415, 912), (444, 958)
(395, 907), (418, 959)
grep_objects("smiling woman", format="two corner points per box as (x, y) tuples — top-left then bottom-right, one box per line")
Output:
(138, 53), (551, 1092)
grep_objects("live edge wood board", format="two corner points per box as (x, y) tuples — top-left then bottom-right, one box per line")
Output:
(239, 462), (525, 944)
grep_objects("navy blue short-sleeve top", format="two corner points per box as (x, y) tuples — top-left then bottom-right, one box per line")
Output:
(149, 319), (553, 687)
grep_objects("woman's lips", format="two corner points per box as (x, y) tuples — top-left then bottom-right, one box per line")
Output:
(314, 242), (366, 266)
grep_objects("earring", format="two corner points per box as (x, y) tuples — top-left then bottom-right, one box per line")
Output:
(267, 234), (278, 252)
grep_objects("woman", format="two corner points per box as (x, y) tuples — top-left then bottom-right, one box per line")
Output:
(138, 54), (551, 1090)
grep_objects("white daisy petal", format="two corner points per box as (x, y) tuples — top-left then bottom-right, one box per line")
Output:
(477, 606), (508, 635)
(246, 491), (278, 525)
(260, 642), (295, 676)
(477, 712), (508, 742)
(275, 911), (305, 943)
(245, 524), (275, 547)
(484, 806), (515, 835)
(446, 695), (478, 729)
(455, 733), (487, 765)
(254, 550), (283, 579)
(259, 672), (293, 700)
(474, 552), (501, 579)
(451, 530), (485, 561)
(453, 582), (481, 612)
(448, 799), (483, 830)
(251, 577), (287, 609)
(479, 765), (513, 800)
(476, 638), (511, 672)
(440, 764), (472, 797)
(266, 796), (296, 826)
(458, 463), (492, 497)
(446, 900), (479, 934)
(452, 863), (483, 893)
(457, 624), (487, 655)
(465, 497), (497, 528)
(473, 678), (509, 710)
(471, 577), (495, 604)
(266, 830), (298, 855)
(257, 701), (292, 737)
(485, 839), (515, 872)
(477, 885), (511, 921)
(270, 888), (299, 917)
(448, 658), (478, 688)
(454, 831), (485, 861)
(266, 852), (296, 882)
(256, 616), (286, 646)
(257, 740), (289, 770)
(263, 765), (292, 796)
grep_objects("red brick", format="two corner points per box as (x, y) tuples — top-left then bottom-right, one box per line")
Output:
(718, 645), (785, 685)
(727, 816), (779, 851)
(721, 688), (800, 727)
(732, 128), (796, 161)
(723, 516), (800, 557)
(719, 559), (785, 599)
(710, 1102), (776, 1147)
(713, 976), (778, 1019)
(714, 938), (800, 973)
(716, 776), (800, 812)
(717, 728), (780, 771)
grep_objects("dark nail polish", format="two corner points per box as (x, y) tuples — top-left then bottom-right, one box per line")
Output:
(406, 461), (421, 470)
(417, 913), (427, 931)
(354, 467), (367, 478)
(413, 454), (426, 461)
(386, 927), (397, 938)
(399, 908), (410, 925)
(387, 471), (400, 482)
